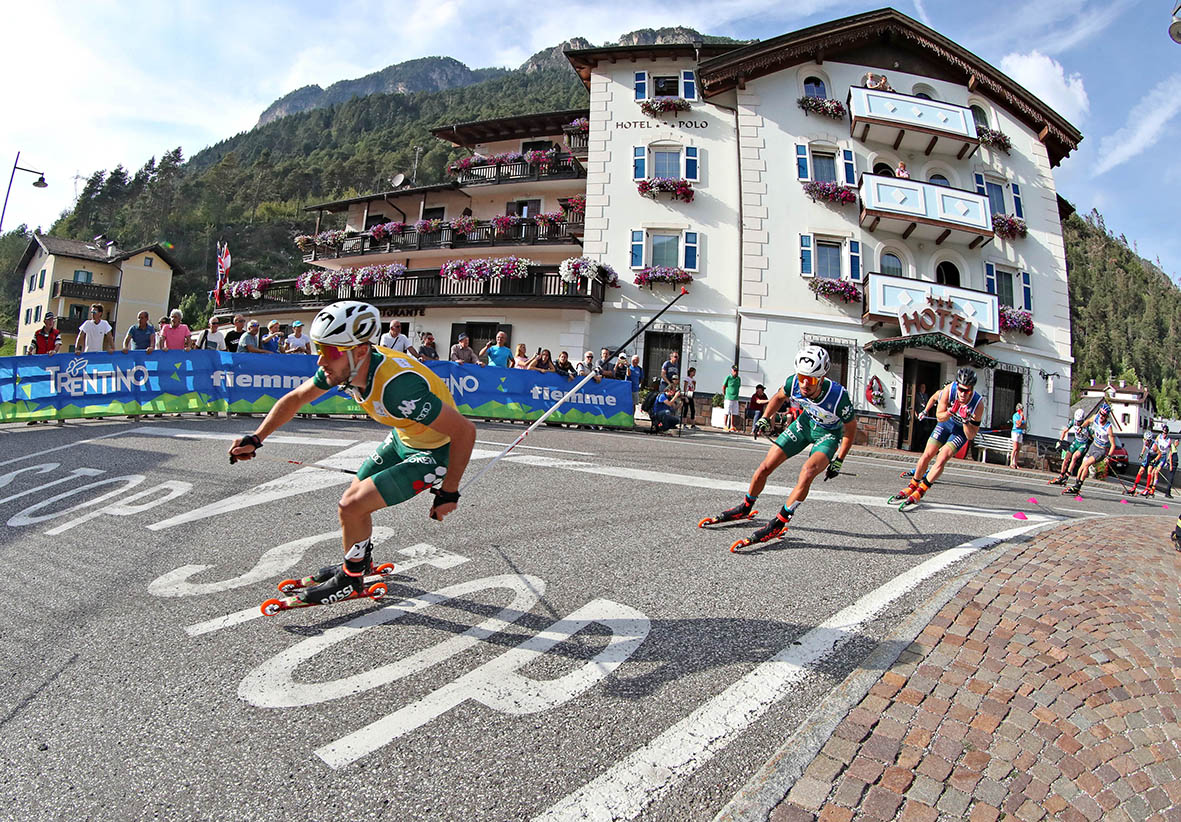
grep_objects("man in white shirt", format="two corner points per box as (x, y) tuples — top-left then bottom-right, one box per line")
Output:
(378, 320), (418, 357)
(75, 303), (113, 353)
(284, 320), (312, 353)
(195, 317), (227, 350)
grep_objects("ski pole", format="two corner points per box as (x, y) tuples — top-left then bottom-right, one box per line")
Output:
(239, 452), (358, 475)
(459, 286), (692, 492)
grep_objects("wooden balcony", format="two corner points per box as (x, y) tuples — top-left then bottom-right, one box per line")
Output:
(226, 266), (606, 314)
(304, 220), (582, 263)
(858, 173), (994, 248)
(847, 87), (979, 160)
(53, 280), (120, 302)
(449, 153), (585, 186)
(564, 129), (589, 158)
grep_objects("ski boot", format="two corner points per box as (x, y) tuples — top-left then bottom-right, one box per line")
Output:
(276, 559), (396, 595)
(729, 511), (791, 552)
(1047, 474), (1067, 486)
(261, 540), (391, 616)
(888, 477), (920, 505)
(898, 479), (930, 511)
(1062, 482), (1081, 497)
(699, 499), (758, 528)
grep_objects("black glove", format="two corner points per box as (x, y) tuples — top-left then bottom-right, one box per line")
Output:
(429, 487), (460, 520)
(824, 458), (843, 481)
(229, 433), (262, 465)
(753, 417), (771, 437)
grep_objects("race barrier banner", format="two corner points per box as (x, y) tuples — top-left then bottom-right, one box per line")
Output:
(0, 352), (634, 427)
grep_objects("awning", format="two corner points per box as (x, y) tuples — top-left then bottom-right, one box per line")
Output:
(863, 332), (998, 369)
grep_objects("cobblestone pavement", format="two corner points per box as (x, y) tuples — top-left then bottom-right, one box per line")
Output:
(768, 516), (1181, 822)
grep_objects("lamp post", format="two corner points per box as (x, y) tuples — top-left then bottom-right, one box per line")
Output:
(0, 151), (49, 234)
(1171, 3), (1181, 44)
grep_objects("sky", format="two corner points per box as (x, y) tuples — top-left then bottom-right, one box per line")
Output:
(1, 0), (1178, 277)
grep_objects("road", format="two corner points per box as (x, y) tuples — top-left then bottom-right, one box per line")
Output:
(0, 417), (1163, 821)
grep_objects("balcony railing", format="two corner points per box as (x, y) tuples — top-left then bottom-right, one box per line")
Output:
(858, 173), (993, 248)
(304, 220), (583, 262)
(449, 153), (585, 186)
(226, 265), (606, 314)
(847, 87), (980, 159)
(862, 270), (1000, 341)
(564, 130), (588, 156)
(53, 280), (120, 302)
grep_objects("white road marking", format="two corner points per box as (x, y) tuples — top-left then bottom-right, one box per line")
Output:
(126, 426), (357, 447)
(535, 521), (1053, 822)
(477, 439), (595, 456)
(0, 428), (127, 467)
(147, 467), (351, 530)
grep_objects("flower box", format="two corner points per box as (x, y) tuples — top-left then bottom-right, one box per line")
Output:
(294, 229), (347, 252)
(490, 214), (521, 236)
(978, 127), (1012, 154)
(414, 218), (443, 235)
(439, 257), (537, 281)
(369, 221), (406, 241)
(224, 277), (275, 300)
(296, 265), (407, 295)
(533, 210), (565, 229)
(636, 177), (695, 203)
(563, 195), (586, 217)
(634, 266), (693, 286)
(639, 97), (690, 117)
(808, 278), (862, 303)
(564, 117), (590, 133)
(999, 305), (1034, 335)
(559, 256), (620, 288)
(801, 180), (857, 205)
(992, 213), (1028, 240)
(449, 216), (478, 235)
(797, 96), (847, 119)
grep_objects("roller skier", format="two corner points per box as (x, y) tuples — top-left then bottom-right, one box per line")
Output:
(1062, 403), (1115, 497)
(1048, 408), (1090, 485)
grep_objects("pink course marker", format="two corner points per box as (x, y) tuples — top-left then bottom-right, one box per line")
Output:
(1013, 511), (1028, 520)
(1074, 496), (1083, 501)
(1164, 504), (1170, 510)
(1120, 499), (1129, 504)
(1027, 497), (1038, 505)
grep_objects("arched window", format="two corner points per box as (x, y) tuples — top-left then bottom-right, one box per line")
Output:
(935, 261), (960, 286)
(970, 105), (990, 131)
(912, 84), (938, 100)
(914, 92), (932, 100)
(873, 162), (894, 177)
(928, 174), (950, 187)
(881, 252), (904, 278)
(803, 76), (827, 99)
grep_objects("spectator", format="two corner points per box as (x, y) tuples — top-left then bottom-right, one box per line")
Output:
(417, 332), (439, 361)
(450, 332), (479, 364)
(29, 312), (62, 355)
(379, 321), (417, 357)
(284, 320), (312, 353)
(895, 161), (910, 179)
(614, 353), (630, 381)
(660, 351), (680, 389)
(513, 343), (531, 369)
(237, 320), (265, 353)
(481, 331), (513, 367)
(598, 347), (616, 377)
(722, 364), (742, 433)
(261, 320), (283, 353)
(628, 355), (645, 408)
(159, 309), (192, 351)
(155, 317), (169, 349)
(528, 348), (556, 374)
(76, 303), (114, 353)
(195, 317), (227, 350)
(649, 376), (682, 434)
(554, 351), (577, 381)
(223, 315), (247, 353)
(746, 384), (769, 431)
(1009, 402), (1027, 469)
(866, 72), (892, 92)
(682, 366), (698, 429)
(576, 351), (601, 382)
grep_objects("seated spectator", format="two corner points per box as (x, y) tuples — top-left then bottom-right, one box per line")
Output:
(285, 320), (312, 353)
(195, 316), (226, 350)
(159, 309), (191, 352)
(554, 351), (577, 381)
(649, 376), (683, 434)
(417, 331), (439, 361)
(237, 320), (265, 354)
(513, 342), (531, 369)
(481, 331), (513, 367)
(223, 315), (246, 353)
(575, 351), (601, 382)
(450, 332), (479, 364)
(746, 384), (769, 429)
(261, 320), (283, 353)
(528, 349), (556, 374)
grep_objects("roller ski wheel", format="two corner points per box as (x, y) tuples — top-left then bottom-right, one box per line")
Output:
(1047, 476), (1067, 486)
(729, 517), (789, 552)
(898, 498), (919, 512)
(1062, 486), (1080, 497)
(259, 581), (389, 617)
(698, 510), (757, 528)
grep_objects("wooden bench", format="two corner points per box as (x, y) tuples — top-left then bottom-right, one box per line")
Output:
(974, 433), (1012, 464)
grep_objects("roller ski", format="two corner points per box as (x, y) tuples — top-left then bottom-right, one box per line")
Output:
(261, 578), (391, 616)
(1047, 474), (1068, 486)
(275, 561), (396, 595)
(1061, 482), (1081, 497)
(699, 498), (758, 528)
(261, 538), (392, 616)
(893, 477), (930, 511)
(729, 512), (791, 552)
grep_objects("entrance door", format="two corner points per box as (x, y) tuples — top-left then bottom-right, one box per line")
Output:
(898, 358), (942, 450)
(991, 370), (1022, 431)
(642, 332), (682, 390)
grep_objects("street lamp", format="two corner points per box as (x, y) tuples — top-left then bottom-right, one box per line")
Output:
(0, 151), (49, 234)
(1172, 3), (1181, 44)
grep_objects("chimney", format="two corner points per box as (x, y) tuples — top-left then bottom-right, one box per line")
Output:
(106, 240), (119, 259)
(1119, 380), (1126, 388)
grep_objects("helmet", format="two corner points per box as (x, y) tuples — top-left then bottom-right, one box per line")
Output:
(794, 345), (830, 379)
(955, 367), (978, 387)
(310, 301), (380, 349)
(1145, 431), (1154, 441)
(1074, 408), (1085, 422)
(1097, 403), (1110, 417)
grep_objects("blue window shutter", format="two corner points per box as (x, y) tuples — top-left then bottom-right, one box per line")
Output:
(796, 145), (809, 180)
(684, 146), (699, 181)
(630, 230), (644, 268)
(985, 262), (996, 294)
(849, 240), (861, 282)
(684, 232), (699, 270)
(800, 235), (813, 276)
(27, 274), (35, 292)
(38, 269), (45, 288)
(1011, 183), (1024, 219)
(1021, 271), (1032, 310)
(634, 72), (647, 101)
(843, 150), (856, 185)
(974, 173), (986, 196)
(633, 146), (646, 180)
(682, 70), (696, 100)
(25, 308), (31, 324)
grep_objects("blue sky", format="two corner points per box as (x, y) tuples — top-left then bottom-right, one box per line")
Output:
(2, 0), (1178, 278)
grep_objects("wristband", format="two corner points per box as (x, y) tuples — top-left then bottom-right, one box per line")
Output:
(230, 433), (263, 464)
(429, 487), (460, 520)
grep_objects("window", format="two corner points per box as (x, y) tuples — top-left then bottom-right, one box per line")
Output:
(1011, 183), (1024, 219)
(652, 148), (680, 178)
(38, 269), (45, 288)
(985, 181), (1006, 218)
(914, 92), (932, 100)
(912, 84), (937, 100)
(681, 70), (696, 101)
(800, 235), (812, 275)
(995, 268), (1015, 307)
(881, 252), (904, 278)
(684, 146), (699, 181)
(651, 234), (680, 268)
(633, 147), (646, 180)
(849, 241), (861, 281)
(803, 76), (827, 98)
(505, 200), (540, 218)
(935, 261), (960, 286)
(815, 241), (842, 279)
(812, 151), (837, 183)
(630, 230), (644, 268)
(653, 75), (680, 97)
(69, 304), (86, 319)
(34, 306), (41, 322)
(73, 269), (93, 283)
(24, 308), (31, 324)
(873, 162), (894, 177)
(842, 150), (856, 185)
(634, 71), (647, 101)
(814, 344), (849, 386)
(422, 206), (445, 221)
(1123, 413), (1131, 426)
(143, 256), (154, 268)
(929, 174), (950, 187)
(28, 273), (36, 292)
(796, 145), (809, 179)
(970, 105), (990, 131)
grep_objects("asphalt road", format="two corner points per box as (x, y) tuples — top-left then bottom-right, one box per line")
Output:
(0, 417), (1166, 821)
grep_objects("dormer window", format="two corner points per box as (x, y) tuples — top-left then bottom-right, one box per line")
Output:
(143, 256), (154, 267)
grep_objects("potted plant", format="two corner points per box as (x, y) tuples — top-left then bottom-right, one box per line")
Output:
(490, 214), (521, 236)
(808, 278), (862, 303)
(977, 127), (1012, 154)
(634, 266), (693, 287)
(801, 180), (857, 205)
(636, 177), (695, 203)
(999, 305), (1034, 335)
(449, 215), (478, 235)
(797, 96), (847, 119)
(710, 393), (728, 429)
(640, 97), (691, 117)
(992, 213), (1028, 240)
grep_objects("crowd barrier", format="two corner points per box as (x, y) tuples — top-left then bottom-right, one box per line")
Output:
(0, 352), (635, 427)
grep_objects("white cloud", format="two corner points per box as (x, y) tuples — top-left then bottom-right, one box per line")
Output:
(912, 0), (933, 27)
(999, 51), (1089, 126)
(1092, 73), (1181, 176)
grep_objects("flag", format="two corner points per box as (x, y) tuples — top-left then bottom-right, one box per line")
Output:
(215, 242), (231, 306)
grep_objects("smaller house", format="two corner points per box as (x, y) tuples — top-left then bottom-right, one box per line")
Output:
(1078, 378), (1155, 437)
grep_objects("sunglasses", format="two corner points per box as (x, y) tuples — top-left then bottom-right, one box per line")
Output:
(314, 341), (355, 359)
(797, 374), (820, 389)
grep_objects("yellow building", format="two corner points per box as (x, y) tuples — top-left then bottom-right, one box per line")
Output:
(14, 234), (182, 353)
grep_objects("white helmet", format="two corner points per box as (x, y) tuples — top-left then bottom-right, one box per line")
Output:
(310, 300), (380, 349)
(1074, 408), (1085, 422)
(795, 344), (830, 379)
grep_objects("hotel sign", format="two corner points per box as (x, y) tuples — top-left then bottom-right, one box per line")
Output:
(864, 272), (999, 338)
(615, 120), (709, 130)
(897, 292), (977, 346)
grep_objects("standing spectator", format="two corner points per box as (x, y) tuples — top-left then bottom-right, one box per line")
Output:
(481, 331), (513, 367)
(598, 347), (616, 377)
(554, 351), (577, 381)
(649, 376), (682, 434)
(195, 317), (227, 350)
(284, 320), (312, 353)
(746, 384), (769, 432)
(417, 332), (439, 361)
(1165, 439), (1178, 499)
(513, 342), (531, 369)
(155, 316), (170, 350)
(895, 161), (910, 179)
(237, 320), (265, 353)
(261, 320), (283, 353)
(450, 332), (479, 364)
(614, 353), (630, 381)
(528, 349), (556, 374)
(28, 312), (62, 355)
(628, 355), (645, 408)
(1009, 402), (1027, 469)
(223, 315), (246, 353)
(76, 303), (114, 353)
(682, 366), (698, 429)
(379, 321), (417, 357)
(576, 351), (601, 382)
(159, 309), (192, 351)
(722, 364), (742, 433)
(660, 351), (680, 389)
